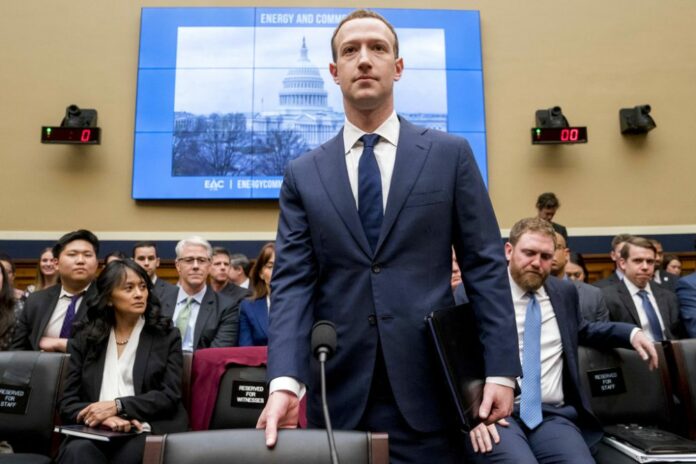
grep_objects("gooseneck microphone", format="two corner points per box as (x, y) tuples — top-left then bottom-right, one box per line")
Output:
(311, 320), (339, 464)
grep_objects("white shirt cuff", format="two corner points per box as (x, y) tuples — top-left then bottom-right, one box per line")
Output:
(629, 327), (641, 343)
(486, 376), (516, 389)
(269, 376), (306, 399)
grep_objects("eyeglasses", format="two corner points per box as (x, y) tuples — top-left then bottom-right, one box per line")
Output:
(177, 257), (210, 265)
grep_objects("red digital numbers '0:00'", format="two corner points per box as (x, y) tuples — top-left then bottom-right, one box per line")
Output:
(560, 128), (579, 142)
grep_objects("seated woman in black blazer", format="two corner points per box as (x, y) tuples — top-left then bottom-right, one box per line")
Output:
(58, 259), (188, 464)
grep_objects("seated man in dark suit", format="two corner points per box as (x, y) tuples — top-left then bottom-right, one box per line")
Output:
(11, 229), (99, 352)
(467, 218), (656, 464)
(675, 271), (696, 337)
(592, 233), (632, 288)
(159, 236), (239, 351)
(550, 232), (609, 322)
(132, 241), (175, 301)
(209, 247), (250, 305)
(602, 236), (685, 341)
(649, 238), (679, 292)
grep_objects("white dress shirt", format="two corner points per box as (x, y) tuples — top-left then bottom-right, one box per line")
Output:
(43, 285), (90, 338)
(509, 272), (565, 406)
(342, 111), (400, 211)
(622, 279), (666, 342)
(173, 286), (206, 352)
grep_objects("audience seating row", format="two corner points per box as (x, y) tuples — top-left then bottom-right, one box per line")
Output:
(1, 341), (695, 462)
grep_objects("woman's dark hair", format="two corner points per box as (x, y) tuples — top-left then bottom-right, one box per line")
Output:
(74, 259), (169, 362)
(568, 252), (589, 282)
(249, 242), (275, 300)
(662, 254), (680, 272)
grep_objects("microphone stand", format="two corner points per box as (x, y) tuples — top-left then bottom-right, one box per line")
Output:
(318, 347), (339, 464)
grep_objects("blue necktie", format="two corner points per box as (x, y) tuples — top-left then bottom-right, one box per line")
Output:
(358, 134), (383, 252)
(637, 289), (663, 341)
(59, 293), (83, 338)
(520, 292), (543, 429)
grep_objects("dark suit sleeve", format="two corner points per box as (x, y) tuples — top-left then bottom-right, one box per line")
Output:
(676, 277), (696, 338)
(120, 329), (183, 421)
(662, 290), (686, 339)
(210, 294), (240, 348)
(238, 300), (253, 347)
(267, 161), (317, 384)
(452, 139), (521, 377)
(59, 335), (94, 423)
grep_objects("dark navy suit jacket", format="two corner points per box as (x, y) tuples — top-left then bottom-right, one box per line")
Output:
(11, 284), (97, 351)
(543, 276), (635, 446)
(675, 272), (696, 337)
(238, 297), (269, 346)
(268, 118), (521, 433)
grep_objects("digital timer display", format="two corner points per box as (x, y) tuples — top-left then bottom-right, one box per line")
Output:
(531, 127), (587, 145)
(41, 126), (101, 144)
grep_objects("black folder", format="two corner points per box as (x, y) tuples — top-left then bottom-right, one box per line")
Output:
(425, 303), (485, 432)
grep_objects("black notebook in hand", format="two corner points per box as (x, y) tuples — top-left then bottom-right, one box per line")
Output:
(54, 424), (141, 442)
(426, 303), (485, 432)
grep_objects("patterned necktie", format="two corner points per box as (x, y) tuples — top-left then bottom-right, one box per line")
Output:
(358, 133), (383, 252)
(59, 292), (84, 338)
(637, 289), (663, 341)
(176, 297), (194, 338)
(520, 292), (543, 429)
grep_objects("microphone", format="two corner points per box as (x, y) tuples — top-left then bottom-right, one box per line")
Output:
(311, 320), (339, 464)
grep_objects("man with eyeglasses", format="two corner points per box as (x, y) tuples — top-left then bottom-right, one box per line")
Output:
(159, 236), (240, 351)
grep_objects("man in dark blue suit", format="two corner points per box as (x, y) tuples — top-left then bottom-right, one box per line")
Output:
(258, 9), (521, 462)
(676, 271), (696, 337)
(467, 218), (657, 464)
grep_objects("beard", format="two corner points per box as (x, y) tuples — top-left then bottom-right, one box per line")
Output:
(510, 266), (547, 292)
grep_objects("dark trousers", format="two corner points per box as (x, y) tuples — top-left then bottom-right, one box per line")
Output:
(57, 434), (146, 464)
(464, 404), (594, 464)
(355, 343), (460, 464)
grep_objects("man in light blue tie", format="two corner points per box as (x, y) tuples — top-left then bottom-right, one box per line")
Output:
(467, 218), (657, 464)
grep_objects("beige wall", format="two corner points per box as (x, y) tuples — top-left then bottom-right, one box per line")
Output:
(2, 0), (695, 238)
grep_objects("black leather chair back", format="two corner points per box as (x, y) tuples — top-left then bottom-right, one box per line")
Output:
(208, 365), (266, 429)
(143, 429), (388, 464)
(578, 344), (673, 428)
(667, 339), (696, 439)
(0, 351), (69, 455)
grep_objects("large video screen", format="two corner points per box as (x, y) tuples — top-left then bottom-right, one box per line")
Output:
(133, 8), (486, 199)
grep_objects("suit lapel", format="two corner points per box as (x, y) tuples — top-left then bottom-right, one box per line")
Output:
(617, 283), (642, 326)
(88, 349), (107, 401)
(36, 287), (62, 345)
(375, 119), (431, 254)
(545, 280), (573, 353)
(650, 283), (673, 338)
(132, 329), (152, 395)
(258, 299), (269, 338)
(193, 288), (215, 349)
(314, 130), (372, 256)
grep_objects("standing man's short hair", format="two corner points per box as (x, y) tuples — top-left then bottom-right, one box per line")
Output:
(611, 234), (633, 251)
(230, 253), (250, 275)
(132, 241), (158, 257)
(331, 9), (399, 61)
(620, 236), (657, 260)
(175, 236), (213, 259)
(508, 217), (557, 246)
(52, 229), (100, 258)
(535, 192), (560, 210)
(213, 247), (231, 259)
